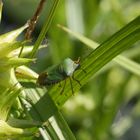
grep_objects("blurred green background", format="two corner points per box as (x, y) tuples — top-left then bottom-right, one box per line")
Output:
(2, 0), (140, 140)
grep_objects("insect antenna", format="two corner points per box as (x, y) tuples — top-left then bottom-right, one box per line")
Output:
(60, 79), (66, 94)
(74, 57), (80, 64)
(74, 57), (86, 73)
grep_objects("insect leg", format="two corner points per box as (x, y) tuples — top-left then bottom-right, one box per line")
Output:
(72, 72), (81, 86)
(69, 77), (74, 95)
(81, 67), (87, 74)
(74, 57), (86, 73)
(60, 79), (66, 94)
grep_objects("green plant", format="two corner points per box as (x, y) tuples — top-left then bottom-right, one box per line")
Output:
(0, 0), (140, 140)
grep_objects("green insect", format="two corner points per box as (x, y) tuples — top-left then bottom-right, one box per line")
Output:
(37, 58), (85, 94)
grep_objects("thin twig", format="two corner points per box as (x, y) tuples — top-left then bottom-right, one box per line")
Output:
(25, 0), (46, 40)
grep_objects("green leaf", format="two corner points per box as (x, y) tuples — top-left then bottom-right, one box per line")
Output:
(0, 58), (35, 71)
(44, 111), (76, 140)
(45, 16), (140, 107)
(7, 118), (41, 128)
(16, 44), (46, 58)
(0, 120), (34, 138)
(58, 18), (140, 76)
(25, 18), (140, 140)
(16, 66), (38, 80)
(7, 58), (35, 67)
(0, 23), (28, 44)
(28, 16), (140, 120)
(0, 87), (21, 120)
(21, 84), (76, 140)
(0, 42), (24, 58)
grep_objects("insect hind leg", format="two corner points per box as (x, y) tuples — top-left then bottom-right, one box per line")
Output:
(60, 77), (75, 95)
(60, 79), (66, 94)
(69, 77), (74, 95)
(72, 73), (81, 86)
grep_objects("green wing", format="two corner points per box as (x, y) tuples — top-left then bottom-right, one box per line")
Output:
(62, 58), (79, 76)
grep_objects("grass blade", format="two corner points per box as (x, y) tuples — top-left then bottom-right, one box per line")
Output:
(57, 18), (140, 76)
(46, 16), (140, 107)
